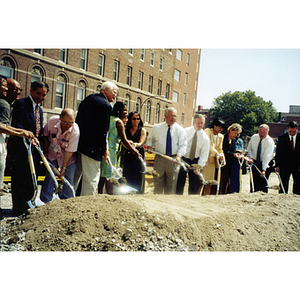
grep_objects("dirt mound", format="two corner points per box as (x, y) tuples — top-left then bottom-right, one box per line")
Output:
(2, 190), (300, 251)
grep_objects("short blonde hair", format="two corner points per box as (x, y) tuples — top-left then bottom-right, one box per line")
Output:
(227, 123), (242, 134)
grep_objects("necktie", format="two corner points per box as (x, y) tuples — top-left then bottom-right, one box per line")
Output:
(166, 125), (172, 156)
(256, 139), (262, 164)
(189, 131), (197, 160)
(291, 136), (294, 151)
(35, 104), (41, 137)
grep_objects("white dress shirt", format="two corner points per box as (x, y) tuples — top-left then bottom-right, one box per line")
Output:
(184, 126), (210, 167)
(146, 122), (187, 156)
(247, 133), (275, 171)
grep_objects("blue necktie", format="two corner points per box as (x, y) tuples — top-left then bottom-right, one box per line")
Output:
(256, 139), (262, 164)
(166, 125), (172, 156)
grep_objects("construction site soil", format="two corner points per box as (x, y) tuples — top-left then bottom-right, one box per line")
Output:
(1, 172), (300, 252)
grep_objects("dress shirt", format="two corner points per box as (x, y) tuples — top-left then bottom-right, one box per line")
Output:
(43, 115), (80, 168)
(184, 126), (210, 167)
(146, 122), (187, 156)
(247, 133), (274, 171)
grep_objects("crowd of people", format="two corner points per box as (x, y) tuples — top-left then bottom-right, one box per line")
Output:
(0, 77), (299, 219)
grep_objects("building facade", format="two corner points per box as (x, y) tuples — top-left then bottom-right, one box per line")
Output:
(0, 48), (201, 133)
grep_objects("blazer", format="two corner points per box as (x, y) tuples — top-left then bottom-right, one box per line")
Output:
(204, 128), (226, 168)
(11, 96), (43, 137)
(76, 92), (112, 161)
(275, 132), (300, 170)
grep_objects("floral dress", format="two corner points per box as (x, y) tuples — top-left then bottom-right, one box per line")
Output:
(101, 116), (121, 178)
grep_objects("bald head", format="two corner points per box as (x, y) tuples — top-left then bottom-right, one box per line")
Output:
(60, 108), (75, 133)
(7, 78), (22, 104)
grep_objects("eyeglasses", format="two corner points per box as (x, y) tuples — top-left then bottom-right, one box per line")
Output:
(62, 120), (74, 126)
(14, 88), (23, 92)
(132, 117), (140, 120)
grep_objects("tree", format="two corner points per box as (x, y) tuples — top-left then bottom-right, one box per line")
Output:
(209, 90), (278, 137)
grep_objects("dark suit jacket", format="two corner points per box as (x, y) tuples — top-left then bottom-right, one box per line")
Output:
(8, 96), (43, 157)
(76, 92), (112, 161)
(275, 132), (300, 170)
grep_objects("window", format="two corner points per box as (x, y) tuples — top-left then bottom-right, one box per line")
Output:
(186, 53), (190, 66)
(184, 73), (188, 85)
(172, 91), (179, 103)
(80, 49), (87, 70)
(165, 83), (170, 99)
(174, 69), (181, 81)
(145, 100), (151, 123)
(159, 57), (163, 71)
(59, 49), (67, 63)
(148, 76), (153, 93)
(113, 60), (120, 81)
(55, 74), (66, 108)
(183, 93), (186, 105)
(181, 113), (184, 126)
(31, 66), (43, 82)
(176, 49), (183, 61)
(125, 94), (130, 110)
(140, 49), (145, 61)
(77, 80), (86, 110)
(155, 103), (160, 124)
(0, 58), (14, 78)
(138, 71), (143, 89)
(126, 66), (132, 86)
(150, 52), (155, 66)
(128, 49), (133, 55)
(98, 54), (105, 76)
(136, 97), (141, 113)
(34, 49), (43, 55)
(157, 80), (162, 95)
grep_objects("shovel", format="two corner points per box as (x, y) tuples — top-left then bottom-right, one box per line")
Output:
(48, 162), (76, 198)
(237, 155), (245, 193)
(34, 143), (59, 195)
(252, 163), (269, 188)
(247, 161), (255, 193)
(216, 155), (223, 195)
(274, 167), (286, 194)
(149, 149), (188, 172)
(23, 137), (39, 208)
(106, 157), (137, 194)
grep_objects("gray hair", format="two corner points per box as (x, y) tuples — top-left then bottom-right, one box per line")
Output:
(259, 124), (269, 131)
(164, 107), (177, 115)
(100, 81), (118, 91)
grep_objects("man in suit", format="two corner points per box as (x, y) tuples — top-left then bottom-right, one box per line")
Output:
(8, 81), (49, 215)
(275, 121), (300, 194)
(75, 81), (118, 196)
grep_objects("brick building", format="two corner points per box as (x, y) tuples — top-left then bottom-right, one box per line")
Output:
(0, 48), (201, 133)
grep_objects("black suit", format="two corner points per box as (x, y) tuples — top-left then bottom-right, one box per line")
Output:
(7, 96), (44, 215)
(275, 132), (300, 194)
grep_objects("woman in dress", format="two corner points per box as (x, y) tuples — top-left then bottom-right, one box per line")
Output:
(98, 102), (140, 195)
(219, 123), (243, 194)
(122, 111), (146, 193)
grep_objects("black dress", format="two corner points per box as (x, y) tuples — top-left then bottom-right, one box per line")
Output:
(123, 127), (145, 193)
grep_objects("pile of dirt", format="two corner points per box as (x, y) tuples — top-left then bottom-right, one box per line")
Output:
(1, 187), (300, 251)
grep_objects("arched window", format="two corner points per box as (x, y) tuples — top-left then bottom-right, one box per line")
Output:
(136, 97), (141, 113)
(31, 66), (43, 82)
(155, 103), (160, 124)
(145, 100), (151, 124)
(77, 80), (86, 110)
(0, 58), (14, 78)
(96, 85), (101, 92)
(55, 74), (67, 108)
(125, 94), (130, 110)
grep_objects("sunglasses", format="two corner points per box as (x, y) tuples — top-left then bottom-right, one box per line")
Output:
(132, 117), (140, 120)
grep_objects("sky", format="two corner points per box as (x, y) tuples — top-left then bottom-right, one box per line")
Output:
(196, 49), (300, 113)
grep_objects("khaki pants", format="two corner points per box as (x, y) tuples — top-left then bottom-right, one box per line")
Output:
(153, 155), (180, 194)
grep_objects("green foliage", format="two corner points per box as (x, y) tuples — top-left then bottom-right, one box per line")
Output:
(209, 90), (278, 137)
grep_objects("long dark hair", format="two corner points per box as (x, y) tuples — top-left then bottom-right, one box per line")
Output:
(126, 111), (144, 130)
(111, 101), (127, 118)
